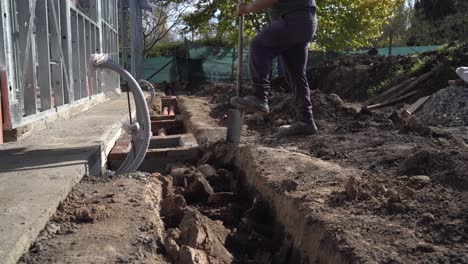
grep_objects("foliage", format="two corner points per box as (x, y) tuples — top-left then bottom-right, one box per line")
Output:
(407, 0), (468, 45)
(144, 37), (232, 57)
(374, 1), (413, 49)
(183, 0), (268, 44)
(316, 0), (403, 51)
(143, 0), (193, 55)
(145, 41), (186, 57)
(182, 0), (402, 51)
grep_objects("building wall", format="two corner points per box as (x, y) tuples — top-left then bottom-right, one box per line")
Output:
(0, 0), (120, 129)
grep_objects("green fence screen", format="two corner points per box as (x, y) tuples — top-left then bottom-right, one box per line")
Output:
(143, 42), (442, 84)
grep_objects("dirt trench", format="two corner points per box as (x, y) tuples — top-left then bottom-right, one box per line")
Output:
(156, 146), (349, 264)
(19, 93), (349, 264)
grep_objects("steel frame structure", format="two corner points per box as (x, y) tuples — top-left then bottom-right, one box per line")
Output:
(0, 0), (120, 129)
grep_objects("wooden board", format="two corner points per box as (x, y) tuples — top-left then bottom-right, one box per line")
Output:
(367, 90), (419, 110)
(406, 96), (431, 114)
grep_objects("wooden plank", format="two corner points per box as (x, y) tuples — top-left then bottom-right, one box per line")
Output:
(365, 77), (416, 105)
(406, 96), (431, 114)
(367, 90), (419, 110)
(0, 70), (3, 144)
(0, 66), (11, 129)
(384, 67), (440, 103)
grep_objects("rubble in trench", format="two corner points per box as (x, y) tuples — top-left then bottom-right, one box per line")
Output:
(156, 153), (289, 264)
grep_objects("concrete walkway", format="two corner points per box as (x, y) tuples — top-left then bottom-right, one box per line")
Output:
(0, 96), (131, 264)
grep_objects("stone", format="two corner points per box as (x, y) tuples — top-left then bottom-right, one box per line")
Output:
(161, 195), (187, 228)
(274, 119), (287, 127)
(164, 236), (180, 262)
(415, 242), (435, 253)
(184, 173), (214, 203)
(316, 148), (335, 158)
(159, 175), (175, 198)
(329, 93), (345, 107)
(410, 175), (431, 184)
(179, 209), (233, 263)
(420, 212), (435, 223)
(170, 167), (194, 188)
(178, 246), (209, 264)
(406, 115), (424, 131)
(344, 176), (363, 199)
(207, 192), (235, 205)
(196, 164), (217, 178)
(197, 151), (214, 166)
(45, 222), (61, 235)
(174, 186), (185, 195)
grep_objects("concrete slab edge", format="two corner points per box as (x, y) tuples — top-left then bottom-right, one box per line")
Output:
(4, 94), (108, 142)
(2, 110), (131, 264)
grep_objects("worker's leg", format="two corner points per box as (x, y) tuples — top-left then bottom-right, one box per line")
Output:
(231, 9), (316, 113)
(280, 43), (315, 124)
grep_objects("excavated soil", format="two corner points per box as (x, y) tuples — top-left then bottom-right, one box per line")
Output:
(189, 82), (468, 263)
(156, 164), (288, 263)
(19, 174), (169, 264)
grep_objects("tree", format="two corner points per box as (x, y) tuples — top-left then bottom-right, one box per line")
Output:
(183, 0), (268, 45)
(143, 0), (192, 55)
(182, 0), (402, 51)
(414, 0), (456, 21)
(317, 0), (402, 51)
(408, 0), (468, 45)
(374, 0), (412, 49)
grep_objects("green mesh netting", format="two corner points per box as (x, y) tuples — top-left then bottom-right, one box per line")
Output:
(143, 43), (442, 83)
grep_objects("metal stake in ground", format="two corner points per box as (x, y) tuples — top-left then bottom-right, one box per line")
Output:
(226, 0), (246, 145)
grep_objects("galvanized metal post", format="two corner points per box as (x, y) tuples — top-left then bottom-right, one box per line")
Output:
(60, 0), (74, 103)
(130, 0), (143, 80)
(17, 0), (38, 116)
(35, 0), (52, 110)
(49, 0), (65, 107)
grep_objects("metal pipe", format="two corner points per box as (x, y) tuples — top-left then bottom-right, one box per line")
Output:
(90, 54), (151, 174)
(138, 79), (157, 107)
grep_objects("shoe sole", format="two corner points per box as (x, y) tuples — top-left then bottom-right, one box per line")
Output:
(230, 97), (269, 114)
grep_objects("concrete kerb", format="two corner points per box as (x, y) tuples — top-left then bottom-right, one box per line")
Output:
(177, 95), (362, 263)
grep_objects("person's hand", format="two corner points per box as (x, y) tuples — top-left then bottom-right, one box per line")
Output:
(237, 3), (251, 15)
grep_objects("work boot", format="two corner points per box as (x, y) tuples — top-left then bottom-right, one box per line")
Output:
(230, 95), (269, 114)
(277, 121), (318, 138)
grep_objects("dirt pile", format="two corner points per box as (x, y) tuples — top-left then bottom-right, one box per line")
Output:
(270, 54), (411, 101)
(194, 81), (362, 133)
(272, 43), (468, 105)
(417, 86), (468, 127)
(157, 162), (283, 264)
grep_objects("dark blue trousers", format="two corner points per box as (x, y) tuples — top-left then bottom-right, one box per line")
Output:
(249, 9), (317, 124)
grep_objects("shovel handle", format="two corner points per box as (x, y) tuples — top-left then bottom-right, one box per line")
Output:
(237, 0), (245, 97)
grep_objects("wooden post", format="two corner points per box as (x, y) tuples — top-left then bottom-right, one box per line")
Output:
(388, 29), (393, 56)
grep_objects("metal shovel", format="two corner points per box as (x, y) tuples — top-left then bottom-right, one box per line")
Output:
(226, 0), (245, 145)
